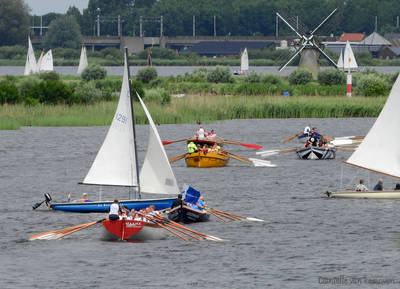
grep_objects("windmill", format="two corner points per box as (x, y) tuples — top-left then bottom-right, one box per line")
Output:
(276, 8), (338, 76)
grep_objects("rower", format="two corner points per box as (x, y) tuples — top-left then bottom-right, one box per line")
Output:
(187, 141), (197, 153)
(109, 199), (121, 221)
(195, 125), (206, 140)
(298, 125), (311, 139)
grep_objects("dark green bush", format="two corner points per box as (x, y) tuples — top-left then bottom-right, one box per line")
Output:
(317, 69), (346, 85)
(136, 67), (158, 84)
(144, 88), (171, 105)
(27, 80), (74, 104)
(0, 81), (20, 104)
(81, 65), (107, 81)
(354, 74), (390, 96)
(262, 74), (283, 85)
(39, 71), (60, 81)
(206, 66), (233, 83)
(94, 79), (122, 92)
(288, 69), (313, 85)
(100, 47), (122, 59)
(74, 82), (109, 104)
(131, 80), (145, 99)
(17, 76), (41, 99)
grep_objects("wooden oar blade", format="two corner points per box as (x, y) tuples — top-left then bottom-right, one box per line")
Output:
(248, 158), (277, 167)
(162, 139), (187, 145)
(169, 153), (187, 163)
(246, 217), (265, 222)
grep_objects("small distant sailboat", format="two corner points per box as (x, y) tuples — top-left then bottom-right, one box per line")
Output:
(234, 48), (248, 75)
(24, 37), (37, 75)
(39, 49), (54, 72)
(77, 45), (88, 74)
(37, 50), (44, 71)
(337, 41), (358, 72)
(326, 74), (400, 199)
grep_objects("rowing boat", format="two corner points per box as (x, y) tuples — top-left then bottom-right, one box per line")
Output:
(185, 151), (229, 168)
(101, 219), (167, 241)
(296, 146), (336, 160)
(167, 205), (210, 223)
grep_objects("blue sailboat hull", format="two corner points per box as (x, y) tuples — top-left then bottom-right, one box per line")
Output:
(49, 198), (175, 213)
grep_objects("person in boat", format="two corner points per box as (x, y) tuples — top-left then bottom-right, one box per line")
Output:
(373, 179), (384, 191)
(310, 127), (322, 142)
(195, 124), (207, 140)
(73, 193), (92, 202)
(207, 129), (217, 140)
(187, 141), (197, 153)
(319, 138), (329, 148)
(196, 196), (206, 210)
(298, 125), (311, 139)
(355, 179), (368, 191)
(208, 143), (221, 153)
(109, 199), (121, 221)
(171, 194), (184, 209)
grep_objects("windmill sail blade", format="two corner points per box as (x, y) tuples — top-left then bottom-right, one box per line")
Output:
(279, 45), (305, 71)
(276, 12), (303, 38)
(82, 53), (138, 187)
(311, 8), (337, 35)
(314, 44), (338, 68)
(137, 92), (180, 195)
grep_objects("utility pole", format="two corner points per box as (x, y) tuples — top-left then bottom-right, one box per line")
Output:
(375, 15), (377, 32)
(160, 15), (163, 37)
(40, 16), (43, 36)
(275, 15), (278, 38)
(397, 16), (399, 28)
(193, 15), (196, 37)
(118, 15), (121, 37)
(140, 16), (143, 37)
(213, 15), (216, 37)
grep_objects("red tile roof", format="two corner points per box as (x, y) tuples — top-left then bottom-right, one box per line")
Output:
(339, 33), (365, 41)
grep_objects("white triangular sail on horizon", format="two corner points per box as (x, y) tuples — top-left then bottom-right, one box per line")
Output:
(39, 49), (54, 72)
(37, 51), (44, 71)
(240, 48), (249, 72)
(337, 41), (358, 71)
(77, 45), (88, 74)
(83, 53), (138, 187)
(345, 74), (400, 178)
(24, 37), (37, 75)
(137, 92), (180, 195)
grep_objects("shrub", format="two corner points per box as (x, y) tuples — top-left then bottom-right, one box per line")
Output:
(136, 67), (158, 84)
(144, 88), (171, 105)
(17, 75), (41, 99)
(288, 69), (313, 85)
(27, 80), (74, 104)
(206, 66), (233, 83)
(244, 71), (261, 83)
(184, 68), (209, 82)
(131, 80), (145, 99)
(81, 65), (107, 81)
(0, 81), (20, 104)
(39, 71), (60, 81)
(74, 81), (108, 104)
(100, 47), (122, 59)
(354, 74), (390, 96)
(318, 69), (346, 85)
(262, 74), (283, 85)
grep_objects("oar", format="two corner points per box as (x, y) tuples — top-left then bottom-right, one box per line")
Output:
(207, 210), (230, 222)
(210, 208), (265, 222)
(335, 146), (356, 151)
(138, 213), (189, 241)
(281, 132), (302, 143)
(222, 140), (262, 150)
(320, 133), (333, 141)
(169, 153), (187, 163)
(146, 215), (201, 240)
(256, 147), (297, 157)
(224, 152), (276, 167)
(162, 139), (188, 145)
(29, 219), (104, 241)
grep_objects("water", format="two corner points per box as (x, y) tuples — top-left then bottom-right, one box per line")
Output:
(0, 66), (399, 76)
(1, 118), (400, 288)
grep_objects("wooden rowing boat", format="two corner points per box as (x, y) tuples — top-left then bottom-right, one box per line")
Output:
(185, 151), (229, 168)
(101, 219), (168, 241)
(167, 205), (210, 223)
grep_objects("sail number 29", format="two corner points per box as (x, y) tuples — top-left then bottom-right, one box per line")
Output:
(115, 113), (128, 124)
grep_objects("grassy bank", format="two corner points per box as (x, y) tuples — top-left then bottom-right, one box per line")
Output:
(0, 95), (385, 130)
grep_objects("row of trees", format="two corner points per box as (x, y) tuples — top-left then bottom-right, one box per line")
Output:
(1, 0), (400, 47)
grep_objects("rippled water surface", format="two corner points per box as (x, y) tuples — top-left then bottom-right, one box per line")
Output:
(1, 118), (400, 289)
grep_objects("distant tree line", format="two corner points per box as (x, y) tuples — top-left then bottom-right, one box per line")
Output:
(1, 0), (400, 47)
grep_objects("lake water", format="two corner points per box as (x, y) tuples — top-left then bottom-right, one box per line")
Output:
(1, 66), (399, 77)
(1, 118), (400, 288)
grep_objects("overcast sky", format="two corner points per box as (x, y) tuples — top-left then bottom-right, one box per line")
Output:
(24, 0), (89, 15)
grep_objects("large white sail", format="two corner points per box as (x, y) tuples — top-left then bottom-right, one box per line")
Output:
(77, 45), (88, 75)
(39, 50), (54, 72)
(137, 92), (180, 195)
(24, 37), (37, 75)
(337, 41), (358, 71)
(345, 74), (400, 178)
(337, 49), (343, 68)
(37, 51), (44, 71)
(83, 53), (138, 186)
(240, 48), (249, 72)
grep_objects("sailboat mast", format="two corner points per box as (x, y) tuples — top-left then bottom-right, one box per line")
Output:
(125, 47), (141, 199)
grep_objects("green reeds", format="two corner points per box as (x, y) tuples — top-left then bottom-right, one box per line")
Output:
(0, 96), (385, 130)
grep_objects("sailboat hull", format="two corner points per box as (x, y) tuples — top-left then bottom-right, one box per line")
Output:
(296, 146), (336, 160)
(185, 152), (229, 168)
(326, 190), (400, 199)
(49, 197), (175, 213)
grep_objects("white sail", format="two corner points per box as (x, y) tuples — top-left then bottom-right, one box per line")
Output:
(77, 45), (88, 75)
(337, 49), (343, 68)
(39, 50), (54, 72)
(137, 92), (180, 195)
(337, 41), (358, 71)
(345, 74), (400, 178)
(240, 48), (249, 72)
(83, 53), (138, 187)
(37, 51), (44, 71)
(24, 37), (37, 75)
